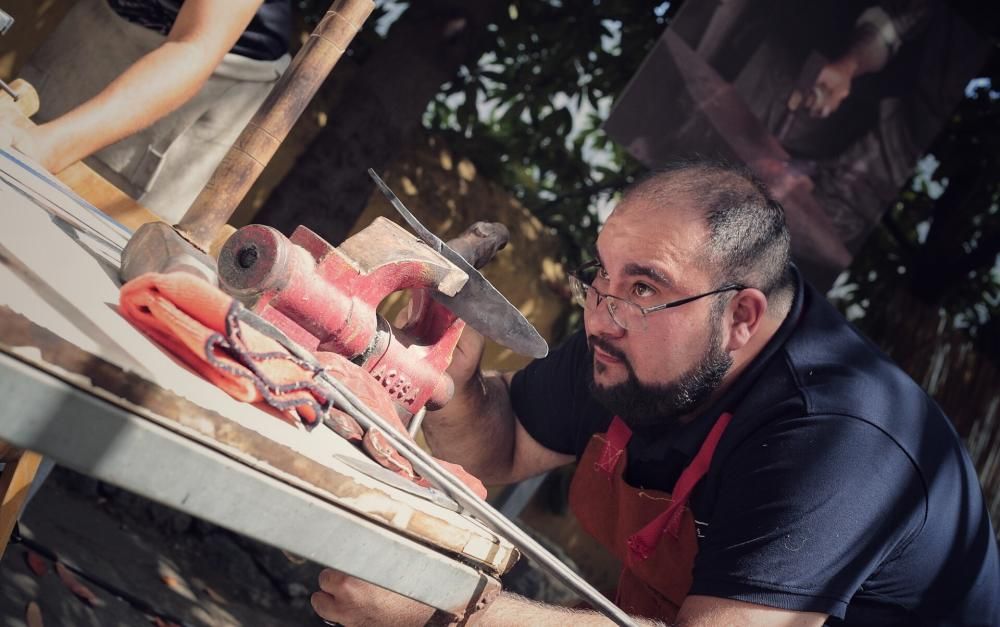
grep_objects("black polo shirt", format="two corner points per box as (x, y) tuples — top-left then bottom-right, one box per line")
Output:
(511, 270), (1000, 625)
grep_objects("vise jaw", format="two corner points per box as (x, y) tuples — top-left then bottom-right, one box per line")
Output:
(217, 217), (491, 414)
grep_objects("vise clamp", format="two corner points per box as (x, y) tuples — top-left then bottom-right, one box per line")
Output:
(217, 217), (509, 415)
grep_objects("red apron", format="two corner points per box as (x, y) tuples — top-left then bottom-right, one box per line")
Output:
(568, 413), (732, 622)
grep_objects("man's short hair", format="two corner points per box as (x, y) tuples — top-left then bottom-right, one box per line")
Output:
(621, 158), (793, 300)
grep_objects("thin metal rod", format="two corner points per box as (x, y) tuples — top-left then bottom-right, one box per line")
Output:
(407, 406), (426, 438)
(0, 79), (19, 101)
(237, 309), (638, 626)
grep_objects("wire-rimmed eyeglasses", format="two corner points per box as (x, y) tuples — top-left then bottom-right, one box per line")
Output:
(568, 260), (746, 331)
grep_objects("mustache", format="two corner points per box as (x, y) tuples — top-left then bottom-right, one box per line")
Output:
(588, 335), (628, 362)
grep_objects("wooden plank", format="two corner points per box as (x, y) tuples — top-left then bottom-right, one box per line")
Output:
(0, 353), (501, 613)
(0, 446), (43, 559)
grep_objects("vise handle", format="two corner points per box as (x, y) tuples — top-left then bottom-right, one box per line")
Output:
(446, 222), (509, 271)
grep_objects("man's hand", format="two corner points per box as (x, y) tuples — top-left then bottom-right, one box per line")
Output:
(0, 109), (41, 163)
(802, 15), (899, 120)
(0, 111), (94, 174)
(804, 58), (857, 118)
(446, 322), (487, 396)
(311, 569), (437, 627)
(397, 296), (486, 396)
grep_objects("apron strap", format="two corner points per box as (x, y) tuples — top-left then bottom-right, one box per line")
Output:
(596, 416), (632, 474)
(628, 412), (734, 560)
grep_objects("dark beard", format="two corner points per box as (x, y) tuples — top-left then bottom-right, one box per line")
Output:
(587, 329), (732, 430)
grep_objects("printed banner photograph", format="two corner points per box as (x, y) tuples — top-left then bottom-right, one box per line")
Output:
(605, 0), (990, 285)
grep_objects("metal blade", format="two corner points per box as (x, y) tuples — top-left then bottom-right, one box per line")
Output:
(332, 454), (460, 512)
(368, 169), (548, 359)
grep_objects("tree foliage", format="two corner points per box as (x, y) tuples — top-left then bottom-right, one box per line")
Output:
(261, 1), (508, 244)
(424, 1), (680, 266)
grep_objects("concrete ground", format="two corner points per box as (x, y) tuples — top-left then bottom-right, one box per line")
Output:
(1, 466), (324, 627)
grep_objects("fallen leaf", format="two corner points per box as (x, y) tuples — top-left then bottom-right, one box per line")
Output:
(148, 617), (181, 627)
(23, 550), (49, 577)
(280, 549), (307, 565)
(55, 562), (105, 608)
(25, 601), (43, 627)
(202, 584), (228, 605)
(157, 562), (196, 601)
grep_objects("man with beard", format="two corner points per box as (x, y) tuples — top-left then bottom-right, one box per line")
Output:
(311, 160), (1000, 626)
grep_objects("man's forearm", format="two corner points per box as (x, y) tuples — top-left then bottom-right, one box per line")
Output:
(422, 372), (519, 484)
(462, 593), (664, 627)
(30, 0), (262, 173)
(33, 41), (218, 172)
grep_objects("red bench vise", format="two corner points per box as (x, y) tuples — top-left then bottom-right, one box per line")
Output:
(216, 217), (508, 416)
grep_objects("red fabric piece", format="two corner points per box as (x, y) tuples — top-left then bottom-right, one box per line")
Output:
(119, 272), (331, 427)
(596, 417), (631, 474)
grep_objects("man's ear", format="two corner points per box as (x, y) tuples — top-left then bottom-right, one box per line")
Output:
(724, 289), (768, 352)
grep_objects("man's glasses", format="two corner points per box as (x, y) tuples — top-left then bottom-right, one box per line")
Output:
(568, 260), (746, 331)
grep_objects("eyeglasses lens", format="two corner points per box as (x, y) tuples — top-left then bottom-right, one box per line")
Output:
(569, 266), (644, 331)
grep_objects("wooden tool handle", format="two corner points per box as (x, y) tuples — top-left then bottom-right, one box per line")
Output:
(0, 79), (40, 118)
(447, 222), (510, 270)
(177, 0), (375, 251)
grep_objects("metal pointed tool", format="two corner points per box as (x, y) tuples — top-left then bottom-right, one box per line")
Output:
(368, 169), (548, 359)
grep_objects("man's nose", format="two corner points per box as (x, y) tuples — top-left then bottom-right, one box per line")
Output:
(586, 295), (626, 338)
